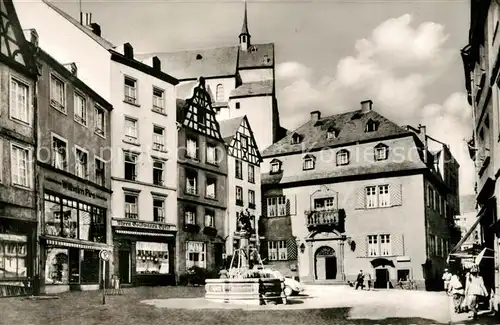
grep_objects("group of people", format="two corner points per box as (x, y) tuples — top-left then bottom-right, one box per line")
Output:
(352, 270), (372, 290)
(442, 265), (491, 319)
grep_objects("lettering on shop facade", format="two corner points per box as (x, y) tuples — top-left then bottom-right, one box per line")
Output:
(45, 177), (106, 201)
(112, 218), (176, 232)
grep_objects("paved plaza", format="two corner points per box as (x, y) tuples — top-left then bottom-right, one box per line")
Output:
(0, 285), (497, 325)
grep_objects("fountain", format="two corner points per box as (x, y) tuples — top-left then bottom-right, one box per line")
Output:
(205, 212), (286, 305)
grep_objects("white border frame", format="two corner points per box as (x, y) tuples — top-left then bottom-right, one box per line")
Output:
(8, 73), (32, 126)
(152, 86), (165, 112)
(124, 75), (139, 104)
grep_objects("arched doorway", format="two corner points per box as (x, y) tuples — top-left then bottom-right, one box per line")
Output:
(315, 246), (337, 280)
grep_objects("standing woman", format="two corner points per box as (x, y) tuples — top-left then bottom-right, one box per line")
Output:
(464, 264), (488, 319)
(449, 272), (465, 313)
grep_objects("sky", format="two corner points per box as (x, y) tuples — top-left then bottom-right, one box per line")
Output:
(50, 0), (474, 195)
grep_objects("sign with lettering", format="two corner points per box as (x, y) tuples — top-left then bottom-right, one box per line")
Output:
(112, 218), (176, 232)
(45, 177), (107, 201)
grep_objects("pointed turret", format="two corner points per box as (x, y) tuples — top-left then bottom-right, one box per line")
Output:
(239, 0), (251, 51)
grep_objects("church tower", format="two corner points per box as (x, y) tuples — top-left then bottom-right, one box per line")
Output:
(239, 1), (251, 51)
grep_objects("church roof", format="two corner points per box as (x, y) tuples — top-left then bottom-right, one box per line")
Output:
(262, 109), (412, 157)
(230, 80), (273, 98)
(41, 0), (115, 50)
(219, 116), (245, 144)
(238, 43), (274, 69)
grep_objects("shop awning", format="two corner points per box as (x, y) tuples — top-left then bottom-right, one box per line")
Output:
(45, 238), (111, 251)
(449, 204), (487, 256)
(475, 248), (495, 264)
(115, 230), (174, 237)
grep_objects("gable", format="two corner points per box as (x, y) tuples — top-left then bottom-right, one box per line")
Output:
(0, 0), (36, 74)
(179, 79), (222, 140)
(226, 116), (261, 165)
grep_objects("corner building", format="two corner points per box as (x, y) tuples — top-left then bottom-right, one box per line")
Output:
(260, 101), (460, 290)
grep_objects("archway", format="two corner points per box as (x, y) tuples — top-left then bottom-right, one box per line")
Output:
(315, 246), (337, 280)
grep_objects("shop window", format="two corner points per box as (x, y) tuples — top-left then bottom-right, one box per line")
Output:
(80, 250), (99, 284)
(186, 241), (206, 269)
(45, 248), (69, 284)
(136, 242), (169, 275)
(397, 269), (410, 281)
(0, 234), (28, 280)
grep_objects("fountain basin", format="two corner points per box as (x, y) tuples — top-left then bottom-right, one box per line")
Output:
(205, 278), (286, 305)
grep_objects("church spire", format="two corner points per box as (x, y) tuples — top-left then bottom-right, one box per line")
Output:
(239, 0), (251, 51)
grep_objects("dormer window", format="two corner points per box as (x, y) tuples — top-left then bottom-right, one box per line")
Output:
(374, 143), (389, 161)
(291, 133), (301, 144)
(270, 159), (282, 174)
(336, 149), (350, 166)
(365, 119), (379, 132)
(327, 127), (339, 139)
(303, 155), (315, 170)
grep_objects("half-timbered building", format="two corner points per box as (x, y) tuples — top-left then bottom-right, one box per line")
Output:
(219, 116), (262, 257)
(0, 0), (38, 297)
(176, 78), (228, 277)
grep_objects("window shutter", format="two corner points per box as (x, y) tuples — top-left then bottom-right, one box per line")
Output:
(287, 195), (297, 216)
(262, 198), (268, 217)
(392, 234), (405, 256)
(286, 198), (290, 216)
(389, 183), (402, 206)
(260, 240), (268, 261)
(426, 186), (430, 207)
(354, 187), (365, 210)
(286, 238), (297, 261)
(355, 235), (368, 257)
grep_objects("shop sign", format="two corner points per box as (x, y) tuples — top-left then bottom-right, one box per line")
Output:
(45, 177), (106, 201)
(112, 218), (176, 232)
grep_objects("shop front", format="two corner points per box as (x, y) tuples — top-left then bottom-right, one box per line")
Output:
(40, 169), (112, 294)
(0, 217), (36, 297)
(112, 218), (177, 286)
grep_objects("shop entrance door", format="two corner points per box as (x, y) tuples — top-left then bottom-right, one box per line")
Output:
(119, 250), (131, 284)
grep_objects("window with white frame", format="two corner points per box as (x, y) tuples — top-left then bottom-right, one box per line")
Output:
(267, 196), (287, 217)
(380, 234), (391, 256)
(95, 157), (105, 187)
(152, 87), (164, 112)
(204, 209), (215, 228)
(236, 186), (243, 205)
(52, 135), (67, 170)
(11, 144), (30, 188)
(365, 185), (390, 208)
(314, 197), (335, 210)
(124, 117), (138, 143)
(74, 92), (87, 125)
(270, 160), (281, 174)
(124, 76), (137, 104)
(152, 160), (164, 186)
(336, 150), (349, 166)
(248, 190), (255, 207)
(10, 77), (29, 124)
(50, 74), (65, 111)
(248, 165), (255, 183)
(303, 156), (315, 170)
(374, 144), (388, 161)
(185, 207), (196, 225)
(95, 106), (105, 136)
(124, 194), (138, 219)
(186, 137), (198, 159)
(153, 198), (165, 222)
(206, 144), (217, 165)
(124, 152), (138, 181)
(235, 159), (243, 179)
(278, 240), (287, 260)
(368, 235), (379, 256)
(186, 241), (206, 269)
(268, 241), (287, 261)
(268, 241), (278, 261)
(75, 148), (88, 179)
(185, 169), (197, 195)
(205, 177), (216, 199)
(153, 126), (165, 151)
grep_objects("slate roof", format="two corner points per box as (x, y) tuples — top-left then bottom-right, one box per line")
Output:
(219, 116), (244, 144)
(137, 43), (274, 80)
(460, 194), (477, 214)
(262, 109), (412, 157)
(262, 161), (427, 186)
(42, 0), (115, 50)
(230, 80), (273, 98)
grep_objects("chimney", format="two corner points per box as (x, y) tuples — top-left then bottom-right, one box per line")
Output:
(89, 23), (101, 37)
(123, 43), (134, 59)
(152, 56), (161, 71)
(360, 100), (373, 113)
(418, 124), (428, 163)
(310, 110), (321, 123)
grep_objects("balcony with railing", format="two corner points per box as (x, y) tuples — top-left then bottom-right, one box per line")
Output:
(305, 208), (345, 233)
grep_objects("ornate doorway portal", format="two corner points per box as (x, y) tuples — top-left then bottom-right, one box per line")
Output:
(315, 246), (337, 280)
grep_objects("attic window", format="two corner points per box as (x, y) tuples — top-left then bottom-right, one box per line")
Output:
(374, 143), (389, 161)
(364, 119), (379, 132)
(327, 127), (339, 139)
(196, 54), (203, 60)
(291, 133), (301, 144)
(336, 149), (350, 166)
(270, 159), (282, 174)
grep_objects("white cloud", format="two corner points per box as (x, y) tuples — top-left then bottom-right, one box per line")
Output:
(276, 14), (474, 194)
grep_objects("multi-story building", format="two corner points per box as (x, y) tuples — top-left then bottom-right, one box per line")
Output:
(34, 47), (113, 294)
(259, 101), (459, 290)
(14, 1), (181, 286)
(0, 0), (38, 297)
(218, 116), (262, 257)
(459, 0), (500, 304)
(109, 45), (179, 287)
(140, 2), (287, 151)
(176, 78), (228, 277)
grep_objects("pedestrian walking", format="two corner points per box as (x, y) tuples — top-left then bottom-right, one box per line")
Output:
(442, 268), (452, 293)
(449, 272), (465, 313)
(365, 272), (372, 290)
(464, 264), (488, 319)
(355, 270), (365, 290)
